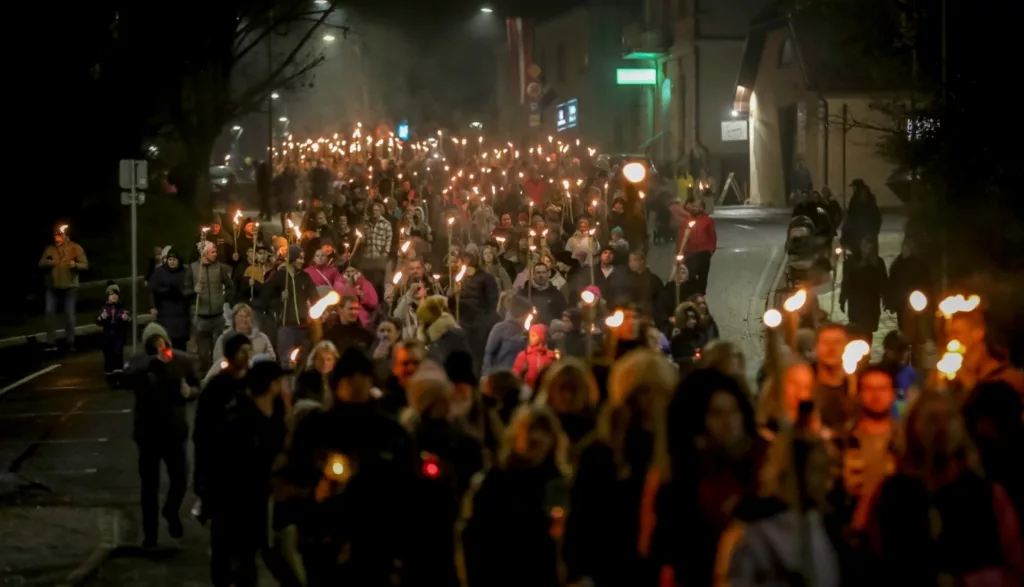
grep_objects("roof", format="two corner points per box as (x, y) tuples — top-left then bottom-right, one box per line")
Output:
(735, 5), (911, 95)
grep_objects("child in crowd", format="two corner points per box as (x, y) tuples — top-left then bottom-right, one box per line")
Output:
(513, 323), (557, 389)
(97, 282), (132, 385)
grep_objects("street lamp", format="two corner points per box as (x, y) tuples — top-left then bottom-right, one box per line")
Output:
(480, 7), (493, 13)
(323, 34), (336, 42)
(232, 125), (242, 131)
(279, 116), (289, 122)
(271, 92), (280, 100)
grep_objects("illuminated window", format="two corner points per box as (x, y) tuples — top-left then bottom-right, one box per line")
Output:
(779, 37), (795, 66)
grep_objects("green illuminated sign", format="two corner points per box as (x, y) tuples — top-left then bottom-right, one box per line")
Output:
(616, 68), (656, 85)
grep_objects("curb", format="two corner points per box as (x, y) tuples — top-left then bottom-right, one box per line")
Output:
(0, 315), (155, 350)
(55, 509), (120, 587)
(766, 249), (790, 312)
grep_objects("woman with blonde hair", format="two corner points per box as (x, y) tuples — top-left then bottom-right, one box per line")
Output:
(292, 340), (338, 422)
(204, 303), (276, 383)
(565, 349), (677, 587)
(460, 405), (569, 587)
(535, 357), (599, 449)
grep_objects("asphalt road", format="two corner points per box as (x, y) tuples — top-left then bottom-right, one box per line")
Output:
(647, 207), (791, 383)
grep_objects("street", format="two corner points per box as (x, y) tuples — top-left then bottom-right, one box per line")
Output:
(0, 207), (904, 586)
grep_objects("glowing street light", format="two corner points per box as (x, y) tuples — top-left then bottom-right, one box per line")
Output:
(270, 92), (280, 100)
(279, 116), (289, 122)
(480, 7), (494, 13)
(231, 125), (242, 131)
(323, 34), (336, 42)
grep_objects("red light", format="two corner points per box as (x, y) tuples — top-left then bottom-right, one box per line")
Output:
(423, 461), (440, 479)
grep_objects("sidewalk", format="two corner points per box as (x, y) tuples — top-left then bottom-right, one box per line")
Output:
(0, 504), (119, 587)
(0, 311), (154, 350)
(817, 231), (901, 361)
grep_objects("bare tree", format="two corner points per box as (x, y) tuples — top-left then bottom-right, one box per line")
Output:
(97, 0), (346, 211)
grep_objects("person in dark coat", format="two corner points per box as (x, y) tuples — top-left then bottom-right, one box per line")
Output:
(625, 251), (664, 316)
(461, 405), (567, 587)
(517, 262), (568, 327)
(416, 296), (472, 369)
(840, 179), (882, 259)
(123, 322), (200, 547)
(886, 237), (932, 340)
(454, 249), (499, 373)
(655, 263), (698, 336)
(148, 248), (191, 350)
(840, 235), (889, 339)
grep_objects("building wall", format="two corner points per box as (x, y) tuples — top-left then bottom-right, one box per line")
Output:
(534, 9), (594, 142)
(748, 28), (900, 207)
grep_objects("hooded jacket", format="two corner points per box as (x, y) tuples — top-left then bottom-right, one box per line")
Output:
(483, 314), (528, 375)
(512, 324), (557, 388)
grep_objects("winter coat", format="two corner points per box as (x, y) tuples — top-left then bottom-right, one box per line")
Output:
(149, 264), (191, 340)
(517, 283), (567, 327)
(456, 270), (499, 328)
(715, 498), (840, 587)
(306, 264), (344, 296)
(840, 256), (888, 334)
(336, 273), (379, 328)
(513, 344), (557, 389)
(123, 350), (199, 444)
(420, 314), (471, 368)
(625, 269), (664, 316)
(185, 261), (235, 318)
(461, 463), (566, 587)
(38, 240), (89, 289)
(97, 302), (131, 332)
(260, 268), (319, 327)
(482, 318), (528, 375)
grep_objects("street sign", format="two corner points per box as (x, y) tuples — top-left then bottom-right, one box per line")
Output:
(526, 82), (543, 99)
(119, 159), (148, 189)
(527, 63), (542, 79)
(397, 121), (410, 141)
(120, 192), (145, 206)
(529, 113), (541, 128)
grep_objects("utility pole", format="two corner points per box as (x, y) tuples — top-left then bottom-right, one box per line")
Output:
(267, 21), (274, 167)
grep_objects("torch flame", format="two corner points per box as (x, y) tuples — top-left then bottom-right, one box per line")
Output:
(763, 309), (782, 328)
(392, 271), (403, 285)
(455, 264), (467, 282)
(400, 241), (411, 253)
(447, 217), (455, 226)
(841, 340), (871, 375)
(309, 290), (341, 320)
(909, 290), (928, 312)
(946, 339), (965, 354)
(605, 310), (625, 328)
(355, 230), (363, 239)
(936, 352), (964, 380)
(783, 289), (807, 312)
(524, 314), (533, 330)
(58, 224), (68, 234)
(495, 236), (506, 243)
(580, 290), (596, 305)
(289, 347), (300, 363)
(687, 220), (696, 229)
(233, 210), (242, 224)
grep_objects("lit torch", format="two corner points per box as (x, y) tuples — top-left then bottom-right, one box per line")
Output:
(454, 264), (467, 321)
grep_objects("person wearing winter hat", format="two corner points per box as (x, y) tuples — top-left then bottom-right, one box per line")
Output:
(482, 293), (530, 376)
(98, 281), (131, 384)
(185, 240), (235, 373)
(122, 321), (200, 548)
(259, 245), (319, 366)
(512, 323), (558, 389)
(207, 213), (237, 266)
(416, 295), (471, 367)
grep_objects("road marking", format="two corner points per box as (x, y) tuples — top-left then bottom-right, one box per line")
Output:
(0, 365), (61, 398)
(0, 409), (131, 419)
(1, 438), (109, 445)
(735, 224), (755, 230)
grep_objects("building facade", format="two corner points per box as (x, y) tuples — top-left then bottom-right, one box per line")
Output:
(623, 0), (768, 197)
(733, 10), (905, 208)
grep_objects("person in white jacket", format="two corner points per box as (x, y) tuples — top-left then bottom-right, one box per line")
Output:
(203, 303), (276, 383)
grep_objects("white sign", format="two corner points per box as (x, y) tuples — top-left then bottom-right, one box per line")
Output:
(721, 120), (748, 142)
(119, 159), (148, 189)
(121, 192), (145, 206)
(529, 113), (541, 128)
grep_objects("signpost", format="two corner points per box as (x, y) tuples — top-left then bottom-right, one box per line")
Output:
(118, 159), (148, 353)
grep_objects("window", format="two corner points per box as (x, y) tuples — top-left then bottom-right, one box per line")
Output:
(779, 37), (795, 67)
(556, 43), (566, 83)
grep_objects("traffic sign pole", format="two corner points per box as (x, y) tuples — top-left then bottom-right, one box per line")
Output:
(130, 165), (138, 355)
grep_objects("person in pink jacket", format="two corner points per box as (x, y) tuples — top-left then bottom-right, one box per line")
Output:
(513, 323), (557, 390)
(305, 248), (343, 297)
(338, 266), (379, 328)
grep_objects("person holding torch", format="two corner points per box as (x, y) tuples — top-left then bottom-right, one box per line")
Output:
(39, 223), (88, 351)
(259, 246), (318, 367)
(680, 199), (716, 295)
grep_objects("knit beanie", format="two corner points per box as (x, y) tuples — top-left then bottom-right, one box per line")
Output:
(105, 281), (120, 297)
(160, 245), (172, 261)
(288, 245), (303, 263)
(142, 322), (169, 346)
(416, 295), (448, 325)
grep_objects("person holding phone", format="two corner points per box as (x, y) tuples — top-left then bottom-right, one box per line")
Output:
(123, 322), (200, 548)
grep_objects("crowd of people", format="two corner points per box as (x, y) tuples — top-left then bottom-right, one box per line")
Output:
(35, 128), (1024, 586)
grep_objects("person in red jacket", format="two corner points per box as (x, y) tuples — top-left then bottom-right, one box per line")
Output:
(513, 323), (557, 390)
(681, 199), (716, 294)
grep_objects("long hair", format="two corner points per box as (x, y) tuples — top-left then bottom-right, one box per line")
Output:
(898, 389), (977, 478)
(498, 404), (570, 476)
(534, 357), (599, 413)
(598, 349), (677, 478)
